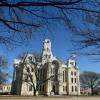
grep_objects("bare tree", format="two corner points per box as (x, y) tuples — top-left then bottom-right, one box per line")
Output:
(0, 55), (8, 84)
(80, 71), (100, 95)
(0, 0), (99, 46)
(72, 26), (100, 61)
(16, 52), (61, 96)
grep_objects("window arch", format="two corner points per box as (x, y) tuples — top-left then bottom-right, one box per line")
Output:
(52, 60), (59, 67)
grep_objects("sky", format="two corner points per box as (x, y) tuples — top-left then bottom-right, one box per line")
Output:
(0, 21), (99, 84)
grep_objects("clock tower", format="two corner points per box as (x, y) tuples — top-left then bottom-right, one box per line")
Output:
(42, 39), (53, 64)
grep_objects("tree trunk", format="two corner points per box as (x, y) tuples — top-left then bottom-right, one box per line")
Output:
(91, 87), (94, 95)
(34, 89), (36, 96)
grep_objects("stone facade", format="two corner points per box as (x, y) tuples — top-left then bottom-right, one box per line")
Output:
(11, 39), (80, 96)
(0, 84), (11, 94)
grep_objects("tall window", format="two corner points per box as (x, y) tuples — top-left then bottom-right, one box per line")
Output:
(63, 71), (64, 82)
(42, 69), (44, 79)
(75, 78), (76, 83)
(40, 69), (43, 78)
(42, 85), (44, 91)
(72, 86), (74, 92)
(63, 86), (64, 91)
(71, 78), (73, 83)
(75, 86), (77, 92)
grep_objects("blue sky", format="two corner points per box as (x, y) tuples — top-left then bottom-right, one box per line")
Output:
(0, 21), (100, 83)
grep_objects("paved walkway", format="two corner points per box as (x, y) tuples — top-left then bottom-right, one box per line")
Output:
(0, 96), (100, 100)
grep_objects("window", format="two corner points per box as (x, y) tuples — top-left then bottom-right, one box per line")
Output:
(26, 67), (29, 72)
(72, 86), (74, 92)
(29, 85), (32, 91)
(51, 68), (53, 74)
(71, 78), (73, 83)
(63, 86), (67, 92)
(31, 68), (34, 72)
(74, 72), (76, 76)
(63, 71), (64, 82)
(70, 62), (74, 65)
(42, 85), (44, 91)
(40, 69), (42, 78)
(71, 71), (73, 75)
(47, 48), (49, 51)
(7, 87), (9, 90)
(75, 86), (77, 92)
(28, 56), (32, 60)
(47, 40), (49, 43)
(75, 78), (76, 83)
(24, 75), (28, 81)
(63, 86), (64, 91)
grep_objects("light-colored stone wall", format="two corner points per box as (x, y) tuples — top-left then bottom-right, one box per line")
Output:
(67, 59), (80, 95)
(0, 84), (11, 93)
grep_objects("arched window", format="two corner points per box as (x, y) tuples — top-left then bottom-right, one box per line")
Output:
(52, 60), (59, 67)
(72, 86), (74, 92)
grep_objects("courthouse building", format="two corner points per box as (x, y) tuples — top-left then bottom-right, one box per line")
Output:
(11, 39), (80, 96)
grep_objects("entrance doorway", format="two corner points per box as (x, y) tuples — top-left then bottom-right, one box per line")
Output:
(53, 85), (55, 93)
